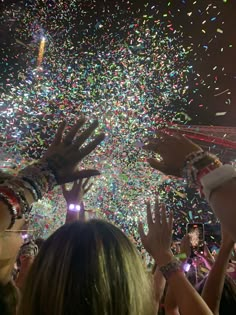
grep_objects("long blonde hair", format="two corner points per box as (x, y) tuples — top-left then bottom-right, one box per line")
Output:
(19, 220), (154, 315)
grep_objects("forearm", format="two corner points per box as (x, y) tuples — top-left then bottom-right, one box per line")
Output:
(153, 268), (166, 310)
(201, 246), (232, 314)
(168, 272), (213, 315)
(65, 201), (85, 223)
(209, 179), (236, 241)
(165, 285), (180, 315)
(65, 210), (80, 223)
(157, 253), (212, 315)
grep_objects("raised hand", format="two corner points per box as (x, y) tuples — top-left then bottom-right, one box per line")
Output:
(143, 130), (201, 177)
(62, 178), (93, 206)
(138, 197), (174, 266)
(42, 116), (105, 184)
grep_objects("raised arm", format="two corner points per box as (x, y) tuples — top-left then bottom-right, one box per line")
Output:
(152, 265), (166, 311)
(0, 117), (104, 283)
(138, 198), (213, 315)
(165, 284), (180, 315)
(0, 117), (104, 233)
(201, 228), (234, 315)
(62, 178), (93, 223)
(143, 130), (236, 241)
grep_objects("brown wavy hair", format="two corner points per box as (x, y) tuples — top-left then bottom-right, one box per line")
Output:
(19, 220), (154, 315)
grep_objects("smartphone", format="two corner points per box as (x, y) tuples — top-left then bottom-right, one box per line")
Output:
(187, 223), (204, 254)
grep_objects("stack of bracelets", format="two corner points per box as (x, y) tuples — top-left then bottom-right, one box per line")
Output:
(0, 161), (57, 229)
(19, 240), (39, 258)
(182, 150), (236, 201)
(159, 150), (236, 280)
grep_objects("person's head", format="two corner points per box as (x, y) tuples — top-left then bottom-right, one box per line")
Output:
(196, 275), (236, 315)
(19, 220), (154, 315)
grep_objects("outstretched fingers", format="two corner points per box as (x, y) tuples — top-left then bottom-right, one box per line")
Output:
(77, 132), (105, 158)
(64, 116), (86, 145)
(146, 200), (153, 228)
(138, 221), (146, 243)
(52, 121), (66, 146)
(84, 182), (93, 194)
(154, 197), (161, 225)
(168, 210), (173, 231)
(73, 120), (99, 149)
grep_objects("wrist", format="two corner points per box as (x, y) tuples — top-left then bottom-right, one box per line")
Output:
(159, 258), (183, 280)
(67, 202), (82, 212)
(155, 251), (174, 267)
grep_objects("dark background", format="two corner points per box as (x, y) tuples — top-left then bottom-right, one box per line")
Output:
(1, 0), (236, 126)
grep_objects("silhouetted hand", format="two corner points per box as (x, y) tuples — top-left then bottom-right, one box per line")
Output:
(42, 115), (105, 184)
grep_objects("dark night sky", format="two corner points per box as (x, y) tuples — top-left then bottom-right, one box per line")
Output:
(1, 0), (236, 127)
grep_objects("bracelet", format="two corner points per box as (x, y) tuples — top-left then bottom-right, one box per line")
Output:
(20, 176), (43, 200)
(4, 181), (31, 214)
(159, 259), (183, 280)
(18, 161), (57, 196)
(0, 186), (21, 215)
(19, 240), (38, 257)
(68, 204), (81, 212)
(0, 161), (57, 229)
(200, 164), (236, 201)
(184, 150), (204, 168)
(159, 260), (183, 280)
(183, 151), (221, 188)
(197, 162), (222, 183)
(11, 179), (38, 201)
(0, 193), (18, 229)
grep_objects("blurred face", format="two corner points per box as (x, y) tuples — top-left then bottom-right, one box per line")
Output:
(0, 219), (25, 284)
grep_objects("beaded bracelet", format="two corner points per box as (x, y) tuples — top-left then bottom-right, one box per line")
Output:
(19, 161), (57, 194)
(19, 240), (38, 257)
(20, 176), (43, 200)
(184, 150), (204, 168)
(0, 186), (21, 215)
(5, 181), (31, 214)
(0, 193), (18, 229)
(0, 161), (57, 229)
(10, 179), (38, 201)
(183, 151), (221, 188)
(159, 259), (183, 280)
(37, 161), (57, 190)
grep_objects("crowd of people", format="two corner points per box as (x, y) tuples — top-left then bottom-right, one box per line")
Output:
(0, 115), (236, 315)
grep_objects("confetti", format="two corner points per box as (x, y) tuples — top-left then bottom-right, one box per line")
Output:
(0, 0), (232, 246)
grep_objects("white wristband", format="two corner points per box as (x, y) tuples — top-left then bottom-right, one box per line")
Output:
(200, 164), (236, 201)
